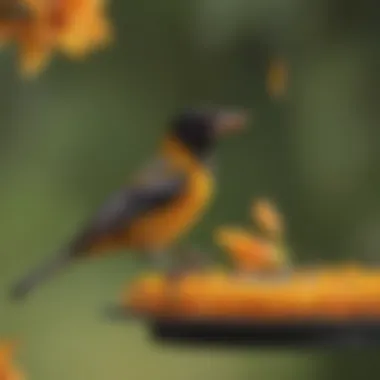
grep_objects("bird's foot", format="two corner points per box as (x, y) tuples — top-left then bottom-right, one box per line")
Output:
(147, 254), (171, 274)
(166, 248), (211, 279)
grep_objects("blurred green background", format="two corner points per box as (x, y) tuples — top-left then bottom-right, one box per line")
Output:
(1, 0), (380, 379)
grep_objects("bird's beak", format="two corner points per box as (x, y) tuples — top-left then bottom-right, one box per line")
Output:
(213, 110), (249, 137)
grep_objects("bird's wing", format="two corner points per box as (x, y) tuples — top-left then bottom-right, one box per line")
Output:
(9, 157), (187, 300)
(69, 157), (187, 253)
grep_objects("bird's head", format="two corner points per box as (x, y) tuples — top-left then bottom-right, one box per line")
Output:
(169, 108), (249, 159)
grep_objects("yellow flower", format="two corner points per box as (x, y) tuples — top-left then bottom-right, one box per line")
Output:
(0, 0), (113, 77)
(55, 0), (114, 59)
(251, 198), (284, 239)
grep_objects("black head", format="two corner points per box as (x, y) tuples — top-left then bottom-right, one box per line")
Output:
(170, 108), (248, 159)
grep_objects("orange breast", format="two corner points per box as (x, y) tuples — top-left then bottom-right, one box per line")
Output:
(125, 169), (214, 251)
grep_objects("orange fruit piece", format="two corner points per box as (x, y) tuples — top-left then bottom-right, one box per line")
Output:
(215, 227), (283, 272)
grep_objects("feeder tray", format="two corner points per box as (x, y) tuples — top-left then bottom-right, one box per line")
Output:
(123, 265), (380, 346)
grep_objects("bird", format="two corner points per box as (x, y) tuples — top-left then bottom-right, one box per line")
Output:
(10, 108), (248, 300)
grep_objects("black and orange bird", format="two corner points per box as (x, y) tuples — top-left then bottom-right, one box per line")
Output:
(10, 108), (248, 300)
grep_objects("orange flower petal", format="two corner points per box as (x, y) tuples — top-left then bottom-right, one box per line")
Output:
(251, 199), (284, 238)
(0, 0), (113, 75)
(56, 0), (113, 59)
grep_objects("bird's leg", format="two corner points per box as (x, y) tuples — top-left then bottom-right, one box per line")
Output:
(166, 244), (211, 278)
(183, 245), (211, 269)
(145, 245), (211, 278)
(145, 250), (172, 273)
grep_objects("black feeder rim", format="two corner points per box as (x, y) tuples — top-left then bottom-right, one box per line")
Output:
(150, 318), (380, 347)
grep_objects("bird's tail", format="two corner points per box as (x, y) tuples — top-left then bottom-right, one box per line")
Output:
(9, 250), (73, 301)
